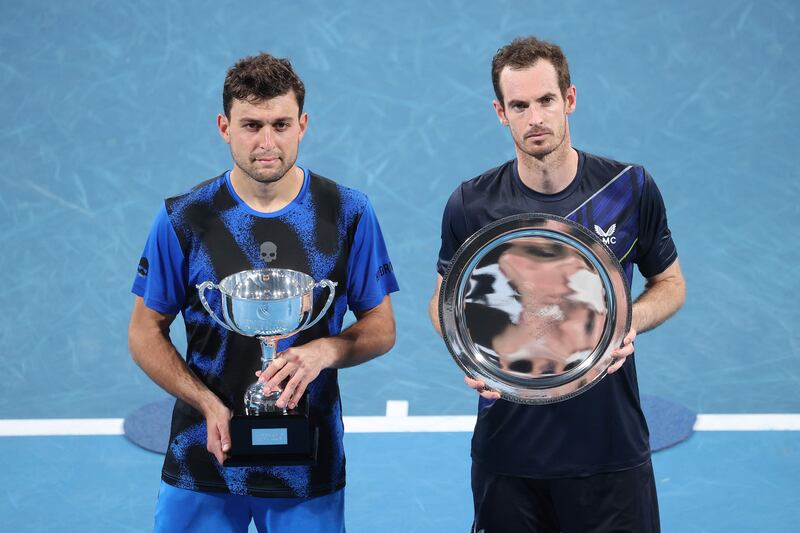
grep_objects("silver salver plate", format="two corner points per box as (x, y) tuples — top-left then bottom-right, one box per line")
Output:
(439, 213), (631, 404)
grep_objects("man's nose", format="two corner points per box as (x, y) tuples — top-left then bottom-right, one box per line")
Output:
(261, 127), (276, 148)
(527, 107), (544, 125)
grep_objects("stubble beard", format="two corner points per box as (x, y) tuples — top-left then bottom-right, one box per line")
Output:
(235, 150), (297, 185)
(514, 123), (568, 164)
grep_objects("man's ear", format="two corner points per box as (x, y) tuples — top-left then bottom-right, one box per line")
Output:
(493, 100), (509, 126)
(564, 85), (577, 115)
(217, 114), (231, 143)
(297, 112), (308, 142)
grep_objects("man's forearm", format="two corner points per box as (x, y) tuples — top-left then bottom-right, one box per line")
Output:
(428, 292), (445, 337)
(429, 275), (444, 336)
(128, 303), (223, 415)
(632, 260), (686, 334)
(322, 296), (396, 370)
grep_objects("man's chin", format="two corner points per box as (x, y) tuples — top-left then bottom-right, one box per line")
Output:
(522, 139), (563, 160)
(513, 138), (549, 158)
(523, 148), (554, 160)
(247, 170), (285, 184)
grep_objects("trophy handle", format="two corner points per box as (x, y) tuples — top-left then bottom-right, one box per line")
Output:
(299, 279), (338, 332)
(196, 281), (235, 332)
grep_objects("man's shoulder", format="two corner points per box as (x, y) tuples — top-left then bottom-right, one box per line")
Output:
(580, 149), (641, 172)
(448, 160), (515, 204)
(165, 173), (227, 207)
(439, 160), (515, 215)
(308, 170), (370, 215)
(463, 159), (515, 189)
(579, 150), (648, 184)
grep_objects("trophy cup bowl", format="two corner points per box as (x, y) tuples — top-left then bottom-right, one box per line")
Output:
(197, 268), (337, 466)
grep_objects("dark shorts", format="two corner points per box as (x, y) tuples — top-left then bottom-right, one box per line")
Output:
(471, 460), (660, 533)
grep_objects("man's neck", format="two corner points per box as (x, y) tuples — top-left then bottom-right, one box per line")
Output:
(229, 166), (304, 213)
(516, 145), (579, 195)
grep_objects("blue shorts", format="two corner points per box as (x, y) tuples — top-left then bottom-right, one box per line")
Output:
(154, 481), (345, 533)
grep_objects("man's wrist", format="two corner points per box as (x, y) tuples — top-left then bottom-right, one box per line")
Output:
(630, 303), (646, 334)
(195, 391), (227, 417)
(315, 336), (349, 370)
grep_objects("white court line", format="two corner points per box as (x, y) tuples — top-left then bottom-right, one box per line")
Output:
(1, 414), (800, 437)
(344, 415), (477, 433)
(693, 414), (800, 431)
(385, 400), (409, 418)
(0, 418), (125, 436)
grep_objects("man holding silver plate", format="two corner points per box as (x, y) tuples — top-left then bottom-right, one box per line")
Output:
(128, 53), (398, 532)
(430, 37), (686, 532)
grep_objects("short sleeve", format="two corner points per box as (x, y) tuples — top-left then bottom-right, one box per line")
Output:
(131, 203), (188, 315)
(437, 185), (469, 276)
(636, 170), (678, 278)
(346, 200), (399, 312)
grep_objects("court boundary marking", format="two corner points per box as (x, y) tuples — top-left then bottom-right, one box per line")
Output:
(1, 402), (799, 436)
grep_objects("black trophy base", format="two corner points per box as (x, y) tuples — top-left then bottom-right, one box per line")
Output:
(224, 399), (318, 467)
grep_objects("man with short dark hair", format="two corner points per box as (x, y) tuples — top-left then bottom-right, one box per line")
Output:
(129, 52), (399, 532)
(430, 36), (686, 532)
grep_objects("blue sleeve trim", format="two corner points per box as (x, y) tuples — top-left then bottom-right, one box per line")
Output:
(130, 202), (187, 315)
(346, 199), (399, 313)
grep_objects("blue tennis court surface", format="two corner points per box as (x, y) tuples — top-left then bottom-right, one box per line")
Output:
(1, 432), (798, 531)
(1, 0), (798, 531)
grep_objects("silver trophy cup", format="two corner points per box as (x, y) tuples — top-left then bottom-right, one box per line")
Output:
(197, 268), (336, 415)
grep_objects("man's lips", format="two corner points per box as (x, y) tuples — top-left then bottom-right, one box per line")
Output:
(253, 155), (280, 163)
(525, 130), (550, 139)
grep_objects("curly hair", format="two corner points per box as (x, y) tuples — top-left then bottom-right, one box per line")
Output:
(491, 37), (571, 106)
(223, 53), (305, 117)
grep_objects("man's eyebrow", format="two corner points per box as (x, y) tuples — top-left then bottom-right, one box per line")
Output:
(238, 116), (294, 124)
(506, 99), (528, 107)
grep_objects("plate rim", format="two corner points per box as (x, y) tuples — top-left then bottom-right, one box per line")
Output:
(438, 212), (632, 404)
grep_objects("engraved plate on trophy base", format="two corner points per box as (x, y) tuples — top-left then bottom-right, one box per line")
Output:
(225, 396), (319, 467)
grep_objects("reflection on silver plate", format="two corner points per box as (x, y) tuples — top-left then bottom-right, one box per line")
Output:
(439, 213), (631, 404)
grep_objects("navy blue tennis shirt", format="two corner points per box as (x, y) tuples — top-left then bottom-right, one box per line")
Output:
(438, 150), (677, 478)
(132, 168), (398, 497)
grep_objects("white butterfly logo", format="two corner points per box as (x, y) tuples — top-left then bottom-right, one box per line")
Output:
(594, 224), (616, 238)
